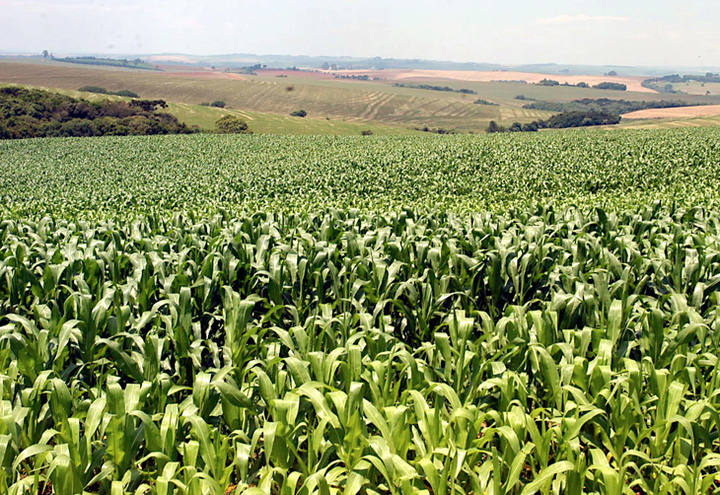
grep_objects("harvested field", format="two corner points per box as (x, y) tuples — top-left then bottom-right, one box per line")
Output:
(327, 69), (655, 93)
(623, 104), (720, 119)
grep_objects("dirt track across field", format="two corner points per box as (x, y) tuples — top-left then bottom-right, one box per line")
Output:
(623, 105), (720, 119)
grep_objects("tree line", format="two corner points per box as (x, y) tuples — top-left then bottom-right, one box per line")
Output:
(79, 86), (139, 98)
(536, 79), (626, 91)
(523, 97), (708, 115)
(393, 83), (477, 95)
(54, 56), (158, 71)
(487, 110), (621, 133)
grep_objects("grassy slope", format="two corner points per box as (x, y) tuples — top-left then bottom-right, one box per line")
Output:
(671, 81), (720, 96)
(167, 102), (421, 135)
(1, 83), (419, 135)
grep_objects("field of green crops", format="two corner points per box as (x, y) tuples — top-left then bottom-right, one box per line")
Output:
(2, 129), (720, 494)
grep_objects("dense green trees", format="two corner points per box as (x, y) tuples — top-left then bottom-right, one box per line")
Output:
(487, 110), (621, 133)
(0, 87), (193, 139)
(545, 110), (621, 127)
(523, 97), (704, 115)
(592, 82), (627, 91)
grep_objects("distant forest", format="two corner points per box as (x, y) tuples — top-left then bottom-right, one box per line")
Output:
(0, 87), (193, 139)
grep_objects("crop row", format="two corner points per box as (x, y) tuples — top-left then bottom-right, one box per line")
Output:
(1, 206), (720, 494)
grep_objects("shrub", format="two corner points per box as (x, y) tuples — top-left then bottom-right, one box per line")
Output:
(361, 130), (373, 136)
(114, 90), (139, 98)
(215, 115), (250, 134)
(486, 121), (503, 133)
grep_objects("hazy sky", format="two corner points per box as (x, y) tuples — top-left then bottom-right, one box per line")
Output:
(2, 0), (719, 66)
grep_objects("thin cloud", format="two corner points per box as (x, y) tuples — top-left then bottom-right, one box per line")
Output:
(538, 14), (630, 25)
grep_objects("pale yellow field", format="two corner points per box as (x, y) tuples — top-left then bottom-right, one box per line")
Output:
(326, 69), (655, 93)
(610, 114), (720, 130)
(623, 105), (720, 119)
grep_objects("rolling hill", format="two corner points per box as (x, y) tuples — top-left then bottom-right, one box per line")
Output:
(2, 59), (720, 133)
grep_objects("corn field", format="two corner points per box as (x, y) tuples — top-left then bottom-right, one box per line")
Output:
(2, 130), (720, 217)
(1, 130), (720, 494)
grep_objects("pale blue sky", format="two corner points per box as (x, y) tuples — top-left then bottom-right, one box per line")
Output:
(1, 0), (718, 66)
